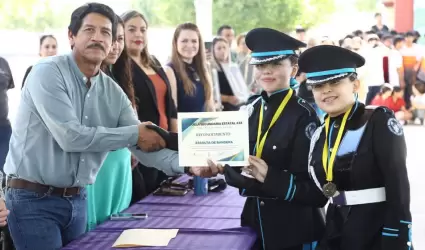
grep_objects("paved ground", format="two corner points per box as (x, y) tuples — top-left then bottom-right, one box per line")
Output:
(5, 58), (425, 248)
(404, 125), (425, 249)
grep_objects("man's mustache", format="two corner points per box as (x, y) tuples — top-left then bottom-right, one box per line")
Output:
(87, 43), (105, 51)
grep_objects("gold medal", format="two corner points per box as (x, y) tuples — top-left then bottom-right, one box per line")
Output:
(321, 106), (353, 197)
(322, 182), (337, 198)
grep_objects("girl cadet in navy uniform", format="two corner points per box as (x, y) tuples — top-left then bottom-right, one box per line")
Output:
(247, 45), (413, 250)
(219, 28), (325, 250)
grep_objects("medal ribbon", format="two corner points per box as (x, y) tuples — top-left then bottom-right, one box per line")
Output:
(256, 89), (293, 158)
(322, 106), (352, 182)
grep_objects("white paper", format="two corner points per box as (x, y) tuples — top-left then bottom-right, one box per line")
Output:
(177, 111), (250, 167)
(112, 229), (179, 248)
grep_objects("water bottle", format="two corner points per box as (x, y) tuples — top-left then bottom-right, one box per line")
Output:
(193, 176), (208, 196)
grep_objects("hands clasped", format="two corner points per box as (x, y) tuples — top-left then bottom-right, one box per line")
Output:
(137, 122), (166, 152)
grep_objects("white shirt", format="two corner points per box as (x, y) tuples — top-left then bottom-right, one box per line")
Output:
(360, 46), (389, 87)
(389, 49), (403, 86)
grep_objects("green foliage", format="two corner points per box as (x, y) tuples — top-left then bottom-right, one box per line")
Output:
(0, 0), (337, 32)
(0, 0), (70, 31)
(131, 0), (336, 33)
(354, 0), (378, 12)
(132, 0), (196, 27)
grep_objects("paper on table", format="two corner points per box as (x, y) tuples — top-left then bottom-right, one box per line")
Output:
(112, 229), (179, 248)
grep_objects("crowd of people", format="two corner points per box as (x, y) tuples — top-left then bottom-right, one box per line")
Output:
(0, 3), (416, 250)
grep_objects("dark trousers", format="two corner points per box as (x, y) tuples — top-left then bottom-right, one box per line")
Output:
(130, 164), (168, 205)
(251, 238), (317, 250)
(404, 69), (416, 109)
(365, 86), (381, 106)
(0, 123), (12, 173)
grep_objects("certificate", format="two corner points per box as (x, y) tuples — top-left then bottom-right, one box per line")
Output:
(177, 111), (250, 167)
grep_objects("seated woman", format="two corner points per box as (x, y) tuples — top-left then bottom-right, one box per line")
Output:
(384, 86), (413, 123)
(210, 36), (249, 111)
(22, 35), (57, 88)
(165, 22), (215, 113)
(410, 82), (425, 125)
(371, 83), (393, 106)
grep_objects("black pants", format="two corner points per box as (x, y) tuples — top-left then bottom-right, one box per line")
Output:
(365, 86), (381, 105)
(130, 166), (147, 205)
(404, 69), (416, 109)
(138, 164), (168, 195)
(251, 238), (314, 250)
(130, 164), (168, 205)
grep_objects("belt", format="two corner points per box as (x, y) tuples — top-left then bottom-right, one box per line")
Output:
(331, 187), (386, 206)
(7, 179), (81, 197)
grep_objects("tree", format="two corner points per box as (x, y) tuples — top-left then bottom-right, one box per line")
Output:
(354, 0), (378, 12)
(131, 0), (336, 33)
(132, 0), (195, 27)
(212, 0), (336, 34)
(0, 0), (70, 31)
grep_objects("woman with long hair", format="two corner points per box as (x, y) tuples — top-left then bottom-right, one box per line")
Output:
(86, 16), (134, 231)
(22, 35), (58, 88)
(165, 22), (215, 112)
(210, 36), (249, 111)
(121, 10), (178, 201)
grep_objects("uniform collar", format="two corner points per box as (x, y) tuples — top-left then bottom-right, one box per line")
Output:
(260, 88), (290, 104)
(325, 102), (364, 123)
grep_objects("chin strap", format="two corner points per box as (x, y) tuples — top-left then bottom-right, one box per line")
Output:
(290, 77), (300, 89)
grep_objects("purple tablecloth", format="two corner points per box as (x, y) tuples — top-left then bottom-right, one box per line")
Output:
(62, 228), (255, 250)
(63, 175), (256, 249)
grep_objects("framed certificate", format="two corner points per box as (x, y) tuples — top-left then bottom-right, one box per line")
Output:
(177, 111), (250, 167)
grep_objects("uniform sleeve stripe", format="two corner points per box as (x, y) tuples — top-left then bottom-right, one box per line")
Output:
(383, 227), (399, 232)
(284, 174), (294, 200)
(382, 232), (399, 237)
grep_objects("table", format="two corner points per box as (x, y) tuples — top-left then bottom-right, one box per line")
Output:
(62, 175), (257, 250)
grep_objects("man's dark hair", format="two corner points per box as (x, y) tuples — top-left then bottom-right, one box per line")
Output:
(390, 29), (398, 36)
(352, 30), (363, 37)
(414, 82), (425, 94)
(382, 34), (392, 41)
(405, 30), (416, 37)
(377, 32), (385, 39)
(217, 25), (232, 36)
(68, 3), (117, 38)
(375, 13), (381, 18)
(365, 30), (376, 35)
(344, 34), (354, 39)
(393, 35), (405, 46)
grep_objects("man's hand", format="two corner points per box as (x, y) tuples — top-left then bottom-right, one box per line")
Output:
(0, 199), (9, 227)
(247, 155), (269, 183)
(137, 122), (166, 152)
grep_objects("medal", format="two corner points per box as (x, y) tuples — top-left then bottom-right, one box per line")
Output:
(322, 182), (337, 198)
(321, 106), (353, 197)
